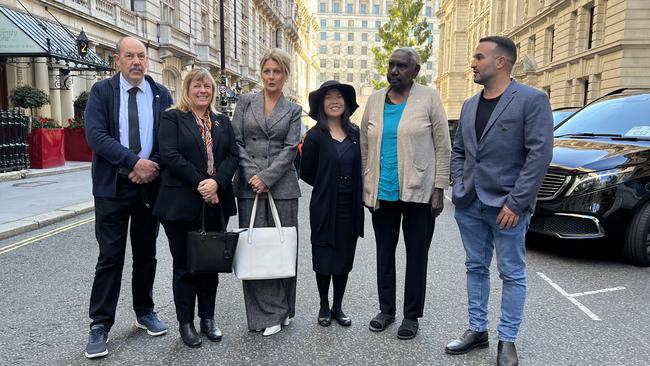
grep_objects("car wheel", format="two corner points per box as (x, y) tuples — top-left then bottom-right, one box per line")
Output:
(624, 201), (650, 267)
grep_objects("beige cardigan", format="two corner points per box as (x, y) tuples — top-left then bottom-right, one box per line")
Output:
(360, 83), (451, 209)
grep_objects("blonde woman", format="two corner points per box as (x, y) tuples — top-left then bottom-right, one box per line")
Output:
(154, 67), (239, 347)
(231, 49), (302, 336)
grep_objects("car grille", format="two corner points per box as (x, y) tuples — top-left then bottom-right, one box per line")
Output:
(529, 215), (604, 238)
(538, 171), (570, 200)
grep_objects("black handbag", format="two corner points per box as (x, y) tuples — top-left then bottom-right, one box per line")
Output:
(186, 203), (240, 274)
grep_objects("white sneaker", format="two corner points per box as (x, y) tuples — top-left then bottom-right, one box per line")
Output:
(282, 317), (292, 326)
(262, 324), (281, 336)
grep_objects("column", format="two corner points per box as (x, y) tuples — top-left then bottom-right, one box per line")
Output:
(49, 68), (62, 126)
(60, 71), (74, 127)
(34, 57), (51, 118)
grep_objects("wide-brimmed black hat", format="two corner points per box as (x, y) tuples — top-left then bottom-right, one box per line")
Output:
(308, 80), (359, 121)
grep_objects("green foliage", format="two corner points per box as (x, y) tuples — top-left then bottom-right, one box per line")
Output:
(9, 86), (49, 110)
(31, 117), (59, 129)
(371, 0), (432, 89)
(67, 116), (85, 129)
(74, 91), (90, 112)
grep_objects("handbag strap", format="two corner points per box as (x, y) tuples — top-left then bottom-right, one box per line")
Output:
(200, 201), (227, 234)
(247, 192), (285, 244)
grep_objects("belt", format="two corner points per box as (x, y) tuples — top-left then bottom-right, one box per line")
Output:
(338, 175), (352, 181)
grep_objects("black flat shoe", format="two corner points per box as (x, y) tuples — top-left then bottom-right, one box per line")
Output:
(368, 312), (395, 332)
(331, 309), (352, 327)
(497, 341), (518, 366)
(179, 323), (202, 348)
(445, 329), (489, 355)
(397, 318), (419, 340)
(200, 318), (223, 342)
(317, 308), (332, 327)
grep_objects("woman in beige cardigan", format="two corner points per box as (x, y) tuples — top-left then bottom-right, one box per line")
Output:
(360, 47), (451, 340)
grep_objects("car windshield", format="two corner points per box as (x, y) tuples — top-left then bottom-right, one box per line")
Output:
(554, 93), (650, 138)
(552, 110), (577, 126)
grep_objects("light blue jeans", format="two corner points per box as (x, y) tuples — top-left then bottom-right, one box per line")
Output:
(454, 198), (531, 342)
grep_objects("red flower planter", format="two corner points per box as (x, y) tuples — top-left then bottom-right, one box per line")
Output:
(28, 128), (65, 169)
(64, 128), (92, 161)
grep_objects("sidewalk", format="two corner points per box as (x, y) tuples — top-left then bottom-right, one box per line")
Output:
(0, 162), (94, 240)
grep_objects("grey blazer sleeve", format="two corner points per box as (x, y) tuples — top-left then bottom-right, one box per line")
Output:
(450, 101), (467, 185)
(257, 104), (301, 188)
(505, 91), (554, 215)
(231, 94), (260, 182)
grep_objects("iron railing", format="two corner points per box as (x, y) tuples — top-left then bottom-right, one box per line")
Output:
(0, 109), (29, 173)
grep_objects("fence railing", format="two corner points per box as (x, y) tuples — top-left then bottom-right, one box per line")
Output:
(0, 110), (29, 173)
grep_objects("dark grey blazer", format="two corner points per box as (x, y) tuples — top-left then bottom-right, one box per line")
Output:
(231, 92), (302, 199)
(450, 80), (554, 215)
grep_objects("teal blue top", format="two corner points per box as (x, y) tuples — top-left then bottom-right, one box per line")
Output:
(378, 100), (407, 201)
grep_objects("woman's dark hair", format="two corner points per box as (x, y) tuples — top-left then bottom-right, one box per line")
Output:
(315, 88), (356, 139)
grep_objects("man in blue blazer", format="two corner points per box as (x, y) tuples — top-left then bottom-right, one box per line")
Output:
(83, 37), (173, 359)
(445, 36), (553, 365)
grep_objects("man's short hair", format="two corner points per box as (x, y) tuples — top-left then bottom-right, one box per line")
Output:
(479, 36), (517, 67)
(394, 47), (421, 66)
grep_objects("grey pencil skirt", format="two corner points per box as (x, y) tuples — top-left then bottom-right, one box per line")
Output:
(237, 197), (298, 330)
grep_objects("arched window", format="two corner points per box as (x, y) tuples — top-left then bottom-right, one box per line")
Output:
(162, 68), (180, 101)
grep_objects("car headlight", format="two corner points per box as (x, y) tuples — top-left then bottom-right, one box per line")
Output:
(565, 166), (636, 196)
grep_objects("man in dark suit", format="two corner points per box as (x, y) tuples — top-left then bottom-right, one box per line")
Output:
(445, 36), (553, 365)
(83, 36), (173, 359)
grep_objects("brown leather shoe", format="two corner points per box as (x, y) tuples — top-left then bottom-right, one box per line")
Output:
(497, 340), (518, 366)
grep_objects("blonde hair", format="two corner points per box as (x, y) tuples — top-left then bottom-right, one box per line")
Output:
(260, 48), (292, 78)
(174, 67), (217, 114)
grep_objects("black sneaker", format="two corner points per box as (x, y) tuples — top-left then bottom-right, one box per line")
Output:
(84, 325), (108, 359)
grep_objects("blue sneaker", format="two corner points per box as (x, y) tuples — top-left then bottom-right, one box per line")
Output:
(136, 312), (168, 336)
(84, 325), (108, 359)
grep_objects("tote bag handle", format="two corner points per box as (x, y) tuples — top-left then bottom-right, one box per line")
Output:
(248, 192), (285, 244)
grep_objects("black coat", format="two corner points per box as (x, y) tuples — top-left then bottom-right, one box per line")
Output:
(154, 109), (239, 222)
(300, 126), (364, 246)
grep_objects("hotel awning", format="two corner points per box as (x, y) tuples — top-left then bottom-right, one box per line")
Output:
(0, 6), (111, 71)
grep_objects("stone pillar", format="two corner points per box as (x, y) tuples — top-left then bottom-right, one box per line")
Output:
(34, 57), (51, 117)
(49, 68), (62, 126)
(60, 72), (74, 127)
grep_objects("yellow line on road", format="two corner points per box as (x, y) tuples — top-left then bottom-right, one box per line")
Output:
(0, 217), (95, 256)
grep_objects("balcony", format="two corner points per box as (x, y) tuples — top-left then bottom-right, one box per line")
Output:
(196, 44), (220, 67)
(253, 0), (283, 25)
(284, 16), (299, 41)
(158, 24), (196, 58)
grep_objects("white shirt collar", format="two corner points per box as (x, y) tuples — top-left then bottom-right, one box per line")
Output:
(119, 73), (146, 92)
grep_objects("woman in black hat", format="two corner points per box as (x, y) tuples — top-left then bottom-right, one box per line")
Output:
(300, 81), (364, 327)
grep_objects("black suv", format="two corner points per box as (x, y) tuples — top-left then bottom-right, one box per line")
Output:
(530, 88), (650, 266)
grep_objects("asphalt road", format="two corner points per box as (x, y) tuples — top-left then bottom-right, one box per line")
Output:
(0, 184), (648, 366)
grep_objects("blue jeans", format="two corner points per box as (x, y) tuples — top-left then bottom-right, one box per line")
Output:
(454, 198), (531, 342)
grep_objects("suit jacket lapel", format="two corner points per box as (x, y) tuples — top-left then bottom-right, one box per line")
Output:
(267, 95), (291, 130)
(250, 92), (269, 137)
(111, 74), (121, 137)
(478, 80), (518, 142)
(181, 111), (208, 163)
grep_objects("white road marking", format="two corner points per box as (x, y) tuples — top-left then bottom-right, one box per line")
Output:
(536, 272), (603, 321)
(569, 287), (626, 297)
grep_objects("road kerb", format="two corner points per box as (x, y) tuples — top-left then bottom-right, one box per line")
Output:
(0, 201), (95, 241)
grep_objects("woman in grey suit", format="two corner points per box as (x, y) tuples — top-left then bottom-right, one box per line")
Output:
(231, 48), (302, 336)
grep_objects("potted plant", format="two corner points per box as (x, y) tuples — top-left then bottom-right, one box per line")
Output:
(27, 117), (65, 169)
(73, 91), (89, 118)
(64, 115), (92, 161)
(9, 86), (49, 131)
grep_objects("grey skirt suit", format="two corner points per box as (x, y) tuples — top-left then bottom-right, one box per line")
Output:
(231, 92), (302, 330)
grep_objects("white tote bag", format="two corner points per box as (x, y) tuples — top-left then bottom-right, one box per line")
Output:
(233, 192), (298, 280)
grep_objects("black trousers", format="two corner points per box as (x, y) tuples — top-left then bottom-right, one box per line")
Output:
(89, 176), (159, 330)
(160, 214), (227, 324)
(371, 200), (435, 320)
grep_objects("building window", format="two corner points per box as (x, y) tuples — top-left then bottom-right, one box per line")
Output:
(334, 59), (340, 68)
(319, 2), (326, 12)
(361, 46), (367, 54)
(362, 33), (368, 42)
(373, 4), (380, 14)
(348, 20), (354, 27)
(320, 74), (327, 82)
(529, 35), (536, 60)
(334, 19), (340, 28)
(587, 5), (595, 49)
(546, 26), (555, 63)
(201, 12), (209, 43)
(362, 20), (368, 28)
(361, 60), (367, 69)
(360, 3), (367, 13)
(347, 60), (353, 68)
(162, 68), (179, 100)
(333, 45), (341, 53)
(320, 46), (327, 54)
(583, 79), (589, 106)
(333, 73), (340, 80)
(320, 32), (327, 40)
(333, 2), (341, 13)
(320, 19), (327, 28)
(348, 32), (354, 41)
(334, 32), (341, 40)
(427, 62), (433, 69)
(347, 46), (354, 54)
(347, 73), (354, 82)
(375, 21), (381, 28)
(346, 3), (353, 13)
(161, 0), (177, 25)
(425, 6), (432, 16)
(320, 60), (327, 68)
(375, 34), (381, 42)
